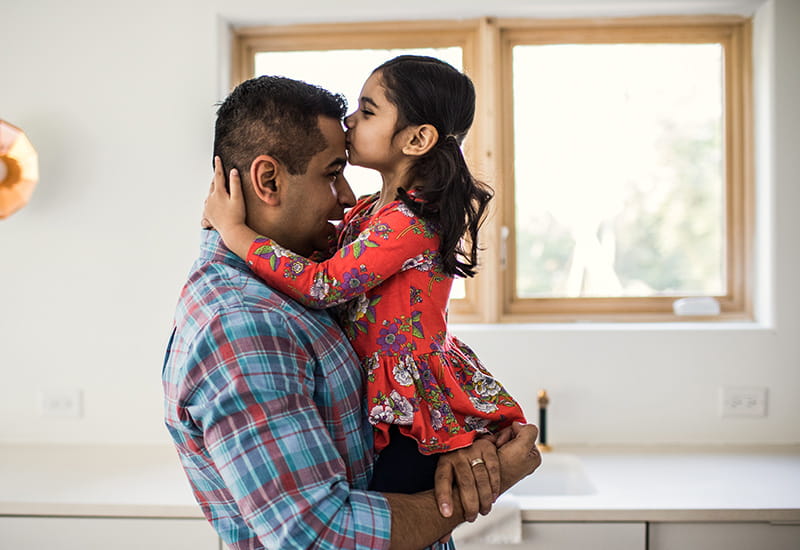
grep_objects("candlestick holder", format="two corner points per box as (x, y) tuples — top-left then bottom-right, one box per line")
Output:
(537, 389), (552, 452)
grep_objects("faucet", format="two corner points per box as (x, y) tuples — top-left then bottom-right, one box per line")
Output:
(537, 389), (552, 452)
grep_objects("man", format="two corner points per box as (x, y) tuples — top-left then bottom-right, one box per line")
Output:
(163, 75), (540, 550)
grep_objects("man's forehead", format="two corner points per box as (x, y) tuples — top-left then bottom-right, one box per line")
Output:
(315, 116), (346, 164)
(318, 114), (345, 137)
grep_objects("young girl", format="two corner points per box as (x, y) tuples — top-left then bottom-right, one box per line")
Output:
(204, 55), (526, 494)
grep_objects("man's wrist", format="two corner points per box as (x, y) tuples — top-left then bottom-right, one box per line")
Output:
(383, 489), (464, 550)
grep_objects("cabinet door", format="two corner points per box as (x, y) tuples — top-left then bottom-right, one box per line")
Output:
(0, 516), (220, 550)
(454, 521), (646, 550)
(649, 522), (800, 550)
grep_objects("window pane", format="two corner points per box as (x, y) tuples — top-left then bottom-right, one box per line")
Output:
(513, 44), (725, 298)
(450, 277), (466, 300)
(254, 48), (463, 199)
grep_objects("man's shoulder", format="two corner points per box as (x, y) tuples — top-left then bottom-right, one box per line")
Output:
(167, 256), (359, 386)
(185, 259), (301, 318)
(179, 257), (342, 339)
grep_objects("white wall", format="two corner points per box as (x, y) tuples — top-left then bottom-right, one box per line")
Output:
(0, 0), (797, 446)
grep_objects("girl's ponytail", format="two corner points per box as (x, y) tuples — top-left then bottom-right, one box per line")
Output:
(398, 135), (493, 278)
(377, 55), (493, 278)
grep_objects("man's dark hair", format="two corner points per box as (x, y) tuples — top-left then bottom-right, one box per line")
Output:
(213, 76), (347, 181)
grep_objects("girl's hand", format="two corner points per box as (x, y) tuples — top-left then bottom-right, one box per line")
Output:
(203, 157), (258, 260)
(203, 156), (246, 234)
(433, 438), (501, 522)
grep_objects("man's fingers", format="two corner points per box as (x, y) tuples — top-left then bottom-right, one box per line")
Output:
(471, 460), (493, 515)
(455, 461), (479, 522)
(483, 450), (501, 503)
(433, 460), (454, 518)
(522, 423), (539, 445)
(495, 430), (511, 447)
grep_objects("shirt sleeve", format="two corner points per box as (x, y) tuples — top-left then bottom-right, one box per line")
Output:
(188, 309), (391, 550)
(246, 202), (439, 308)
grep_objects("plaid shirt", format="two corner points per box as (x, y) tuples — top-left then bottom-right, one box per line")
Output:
(163, 231), (391, 550)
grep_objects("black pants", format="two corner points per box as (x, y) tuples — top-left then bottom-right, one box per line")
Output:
(368, 425), (440, 494)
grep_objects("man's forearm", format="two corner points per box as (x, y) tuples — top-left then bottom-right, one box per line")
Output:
(383, 489), (462, 550)
(383, 423), (541, 550)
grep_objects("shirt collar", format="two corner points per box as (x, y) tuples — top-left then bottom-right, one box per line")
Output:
(198, 229), (249, 271)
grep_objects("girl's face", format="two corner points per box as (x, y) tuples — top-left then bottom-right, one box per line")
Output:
(344, 71), (406, 172)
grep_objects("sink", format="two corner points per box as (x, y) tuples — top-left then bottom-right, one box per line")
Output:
(510, 453), (595, 496)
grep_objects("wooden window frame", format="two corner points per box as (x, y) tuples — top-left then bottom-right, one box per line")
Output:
(231, 15), (754, 324)
(495, 16), (753, 323)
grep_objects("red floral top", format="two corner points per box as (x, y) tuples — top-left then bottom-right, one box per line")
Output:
(246, 194), (526, 455)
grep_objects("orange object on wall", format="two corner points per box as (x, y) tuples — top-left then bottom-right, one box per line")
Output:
(0, 120), (39, 219)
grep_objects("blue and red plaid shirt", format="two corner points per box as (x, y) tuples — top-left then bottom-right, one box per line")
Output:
(163, 231), (391, 550)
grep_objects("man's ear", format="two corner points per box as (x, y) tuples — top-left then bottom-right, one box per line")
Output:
(249, 155), (282, 205)
(401, 124), (439, 157)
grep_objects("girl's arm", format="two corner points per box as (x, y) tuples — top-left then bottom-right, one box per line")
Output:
(247, 205), (436, 309)
(204, 160), (440, 310)
(204, 158), (346, 263)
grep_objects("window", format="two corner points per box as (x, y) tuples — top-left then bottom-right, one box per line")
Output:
(232, 16), (753, 323)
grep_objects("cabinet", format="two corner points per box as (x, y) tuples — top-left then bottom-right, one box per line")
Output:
(649, 522), (800, 550)
(454, 521), (646, 550)
(0, 516), (220, 550)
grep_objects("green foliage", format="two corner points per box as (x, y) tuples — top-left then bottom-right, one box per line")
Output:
(516, 117), (724, 298)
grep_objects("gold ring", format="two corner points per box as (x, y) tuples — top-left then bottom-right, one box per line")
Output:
(469, 457), (486, 468)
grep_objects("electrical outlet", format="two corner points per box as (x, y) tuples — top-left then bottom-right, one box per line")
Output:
(39, 389), (83, 418)
(720, 386), (767, 417)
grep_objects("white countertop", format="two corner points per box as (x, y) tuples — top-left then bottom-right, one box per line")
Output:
(513, 445), (800, 523)
(1, 443), (799, 523)
(0, 444), (201, 518)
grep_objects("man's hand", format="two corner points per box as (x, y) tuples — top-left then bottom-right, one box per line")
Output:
(434, 437), (501, 522)
(433, 424), (541, 522)
(383, 425), (540, 550)
(496, 423), (541, 493)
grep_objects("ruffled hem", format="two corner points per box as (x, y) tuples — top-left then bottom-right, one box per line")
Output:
(363, 337), (526, 455)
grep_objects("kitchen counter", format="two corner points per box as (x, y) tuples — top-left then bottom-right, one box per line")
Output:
(1, 443), (799, 523)
(0, 444), (201, 518)
(513, 445), (800, 523)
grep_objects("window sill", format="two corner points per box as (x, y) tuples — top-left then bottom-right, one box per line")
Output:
(450, 319), (774, 333)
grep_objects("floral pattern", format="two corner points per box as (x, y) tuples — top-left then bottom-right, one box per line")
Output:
(246, 193), (526, 454)
(377, 323), (407, 354)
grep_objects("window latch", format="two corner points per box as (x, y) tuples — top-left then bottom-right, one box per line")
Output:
(500, 225), (510, 270)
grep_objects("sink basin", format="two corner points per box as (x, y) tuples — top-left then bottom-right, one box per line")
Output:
(510, 453), (595, 496)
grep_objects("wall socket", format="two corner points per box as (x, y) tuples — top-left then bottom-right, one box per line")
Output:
(720, 386), (767, 417)
(39, 389), (83, 418)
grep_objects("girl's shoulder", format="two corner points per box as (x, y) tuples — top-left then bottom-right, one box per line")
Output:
(371, 200), (430, 231)
(348, 191), (435, 230)
(344, 192), (380, 226)
(374, 198), (413, 217)
(373, 191), (432, 224)
(356, 192), (380, 210)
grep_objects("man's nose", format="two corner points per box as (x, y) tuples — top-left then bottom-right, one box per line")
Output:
(336, 174), (356, 208)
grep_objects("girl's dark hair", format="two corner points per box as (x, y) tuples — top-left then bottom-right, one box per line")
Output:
(375, 55), (493, 278)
